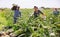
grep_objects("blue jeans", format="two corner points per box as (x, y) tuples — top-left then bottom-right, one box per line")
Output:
(14, 17), (17, 24)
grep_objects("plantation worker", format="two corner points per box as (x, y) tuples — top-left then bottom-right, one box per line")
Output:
(11, 4), (21, 24)
(53, 8), (59, 16)
(33, 6), (45, 18)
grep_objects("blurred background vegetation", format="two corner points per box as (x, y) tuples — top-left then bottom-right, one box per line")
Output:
(0, 8), (60, 37)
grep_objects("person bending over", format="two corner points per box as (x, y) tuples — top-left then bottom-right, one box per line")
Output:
(33, 6), (45, 18)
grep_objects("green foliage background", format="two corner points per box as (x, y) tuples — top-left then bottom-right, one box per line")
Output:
(0, 8), (60, 37)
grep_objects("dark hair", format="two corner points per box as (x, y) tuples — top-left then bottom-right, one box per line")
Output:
(34, 6), (38, 9)
(11, 6), (17, 10)
(54, 8), (57, 10)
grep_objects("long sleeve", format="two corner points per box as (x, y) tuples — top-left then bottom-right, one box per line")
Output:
(38, 10), (43, 14)
(19, 11), (21, 17)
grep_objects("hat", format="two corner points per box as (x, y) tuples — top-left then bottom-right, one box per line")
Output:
(12, 4), (17, 6)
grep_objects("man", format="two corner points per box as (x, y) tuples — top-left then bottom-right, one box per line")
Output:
(33, 6), (45, 18)
(53, 8), (59, 16)
(11, 4), (21, 24)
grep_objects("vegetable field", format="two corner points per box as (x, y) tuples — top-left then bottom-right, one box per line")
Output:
(0, 8), (60, 37)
